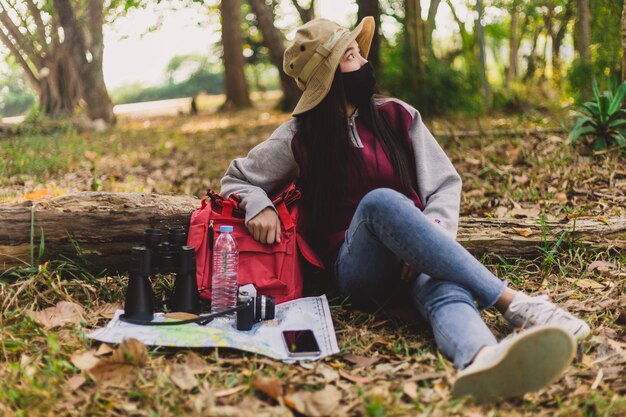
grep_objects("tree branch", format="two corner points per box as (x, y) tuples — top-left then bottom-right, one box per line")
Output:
(0, 4), (43, 66)
(24, 0), (48, 47)
(0, 25), (40, 91)
(290, 0), (313, 23)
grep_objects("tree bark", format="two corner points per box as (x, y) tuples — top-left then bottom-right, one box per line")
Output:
(220, 0), (252, 110)
(622, 0), (626, 82)
(575, 0), (591, 63)
(53, 0), (115, 124)
(249, 0), (301, 112)
(1, 193), (624, 273)
(505, 2), (519, 88)
(475, 0), (490, 99)
(291, 0), (314, 24)
(405, 0), (424, 93)
(357, 0), (381, 71)
(425, 0), (442, 55)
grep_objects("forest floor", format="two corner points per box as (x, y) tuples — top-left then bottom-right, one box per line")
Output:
(0, 96), (625, 416)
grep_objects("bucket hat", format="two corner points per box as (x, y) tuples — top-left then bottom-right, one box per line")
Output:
(284, 16), (375, 115)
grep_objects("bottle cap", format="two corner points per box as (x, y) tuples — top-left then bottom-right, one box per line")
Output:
(220, 225), (233, 232)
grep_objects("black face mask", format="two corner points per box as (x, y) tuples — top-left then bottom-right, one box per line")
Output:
(341, 61), (376, 110)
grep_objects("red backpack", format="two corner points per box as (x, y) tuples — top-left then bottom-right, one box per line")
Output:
(186, 184), (324, 304)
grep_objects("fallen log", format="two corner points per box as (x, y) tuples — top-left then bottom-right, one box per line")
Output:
(1, 192), (624, 273)
(432, 127), (566, 139)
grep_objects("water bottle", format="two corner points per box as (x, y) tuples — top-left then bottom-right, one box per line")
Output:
(211, 225), (239, 315)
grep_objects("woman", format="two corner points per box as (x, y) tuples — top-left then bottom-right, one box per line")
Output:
(221, 17), (589, 403)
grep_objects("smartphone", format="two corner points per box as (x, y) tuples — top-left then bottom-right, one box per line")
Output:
(282, 330), (321, 357)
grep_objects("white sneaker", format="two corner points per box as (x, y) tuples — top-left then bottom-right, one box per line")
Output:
(452, 325), (576, 403)
(504, 293), (591, 340)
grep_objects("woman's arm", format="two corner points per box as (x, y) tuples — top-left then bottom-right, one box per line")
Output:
(221, 119), (300, 225)
(399, 101), (463, 239)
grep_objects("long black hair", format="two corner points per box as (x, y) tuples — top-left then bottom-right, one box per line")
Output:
(295, 67), (414, 251)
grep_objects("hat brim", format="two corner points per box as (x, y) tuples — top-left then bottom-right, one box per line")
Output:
(292, 16), (375, 116)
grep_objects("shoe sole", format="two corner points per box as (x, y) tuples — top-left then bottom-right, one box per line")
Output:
(452, 326), (576, 404)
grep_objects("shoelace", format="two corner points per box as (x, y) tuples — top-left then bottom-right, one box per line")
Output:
(510, 295), (566, 327)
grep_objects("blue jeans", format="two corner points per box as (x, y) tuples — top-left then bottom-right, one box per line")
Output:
(334, 188), (507, 369)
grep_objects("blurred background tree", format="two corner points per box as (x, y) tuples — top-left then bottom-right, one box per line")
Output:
(0, 0), (624, 120)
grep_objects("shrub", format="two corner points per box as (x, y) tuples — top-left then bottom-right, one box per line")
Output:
(569, 79), (626, 152)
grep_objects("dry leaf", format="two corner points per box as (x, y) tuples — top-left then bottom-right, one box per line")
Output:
(493, 206), (508, 218)
(108, 338), (148, 366)
(338, 369), (375, 385)
(403, 381), (419, 401)
(252, 375), (283, 400)
(587, 261), (617, 274)
(29, 301), (85, 329)
(24, 188), (51, 201)
(510, 206), (540, 218)
(215, 386), (247, 398)
(316, 365), (339, 383)
(96, 343), (114, 356)
(87, 338), (148, 388)
(93, 303), (123, 319)
(512, 227), (533, 237)
(170, 363), (198, 390)
(556, 192), (568, 203)
(514, 174), (529, 184)
(343, 354), (379, 369)
(284, 385), (341, 417)
(88, 363), (138, 388)
(597, 217), (610, 225)
(165, 312), (199, 320)
(67, 374), (86, 392)
(564, 277), (605, 290)
(184, 351), (210, 375)
(71, 350), (100, 371)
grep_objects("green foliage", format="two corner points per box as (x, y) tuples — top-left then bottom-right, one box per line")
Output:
(111, 54), (224, 104)
(379, 41), (483, 116)
(569, 79), (626, 151)
(0, 58), (37, 117)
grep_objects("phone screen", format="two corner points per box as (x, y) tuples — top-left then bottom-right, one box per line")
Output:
(282, 330), (321, 356)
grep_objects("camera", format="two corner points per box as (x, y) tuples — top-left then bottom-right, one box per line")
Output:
(236, 284), (275, 330)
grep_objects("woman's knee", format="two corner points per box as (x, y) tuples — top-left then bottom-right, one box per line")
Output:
(357, 188), (411, 218)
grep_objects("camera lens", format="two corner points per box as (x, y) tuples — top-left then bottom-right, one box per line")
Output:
(259, 296), (275, 321)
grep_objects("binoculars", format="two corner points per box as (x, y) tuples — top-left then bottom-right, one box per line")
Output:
(121, 228), (275, 331)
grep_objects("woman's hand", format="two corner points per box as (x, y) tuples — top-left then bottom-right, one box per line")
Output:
(247, 207), (281, 244)
(400, 261), (419, 283)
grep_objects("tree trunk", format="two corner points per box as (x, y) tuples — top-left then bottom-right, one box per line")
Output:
(576, 0), (592, 63)
(249, 0), (301, 112)
(291, 0), (314, 23)
(475, 0), (490, 99)
(576, 0), (592, 98)
(622, 0), (626, 82)
(505, 3), (519, 88)
(220, 0), (252, 110)
(551, 1), (573, 87)
(425, 0), (442, 55)
(53, 0), (115, 124)
(404, 0), (424, 93)
(2, 193), (624, 273)
(357, 0), (381, 72)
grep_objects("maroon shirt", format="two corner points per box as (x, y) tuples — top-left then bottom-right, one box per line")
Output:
(292, 100), (424, 262)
